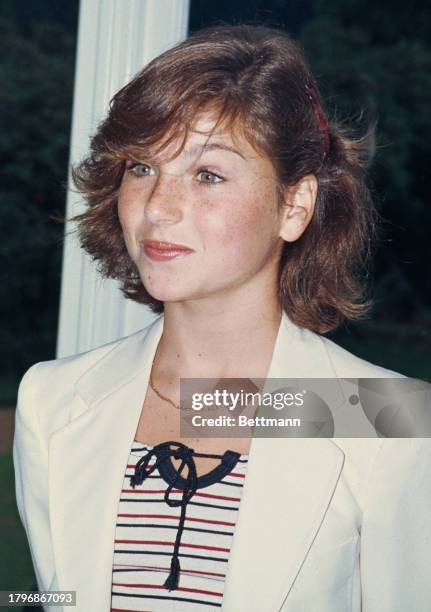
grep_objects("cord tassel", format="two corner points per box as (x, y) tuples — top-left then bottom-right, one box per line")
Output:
(164, 555), (181, 590)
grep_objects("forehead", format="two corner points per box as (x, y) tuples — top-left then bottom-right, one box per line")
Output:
(147, 109), (264, 163)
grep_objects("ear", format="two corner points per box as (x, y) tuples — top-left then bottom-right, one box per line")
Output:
(278, 174), (318, 242)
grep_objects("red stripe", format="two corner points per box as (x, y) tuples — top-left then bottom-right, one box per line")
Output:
(112, 582), (222, 597)
(186, 490), (240, 502)
(112, 609), (147, 612)
(114, 539), (230, 552)
(112, 609), (144, 612)
(117, 513), (235, 526)
(121, 488), (240, 501)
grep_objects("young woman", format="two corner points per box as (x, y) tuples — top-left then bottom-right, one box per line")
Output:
(13, 24), (431, 612)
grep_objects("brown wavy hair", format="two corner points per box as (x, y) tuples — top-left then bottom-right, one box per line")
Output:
(71, 24), (378, 334)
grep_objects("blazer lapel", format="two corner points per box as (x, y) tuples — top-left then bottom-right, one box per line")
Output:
(221, 437), (344, 611)
(48, 312), (345, 612)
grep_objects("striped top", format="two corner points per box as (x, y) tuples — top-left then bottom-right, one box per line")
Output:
(110, 440), (249, 611)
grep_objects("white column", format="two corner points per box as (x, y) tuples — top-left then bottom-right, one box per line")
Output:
(56, 0), (190, 358)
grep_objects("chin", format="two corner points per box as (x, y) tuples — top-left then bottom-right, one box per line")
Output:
(143, 282), (194, 304)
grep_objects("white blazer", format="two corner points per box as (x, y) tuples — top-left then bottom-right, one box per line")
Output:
(13, 312), (431, 612)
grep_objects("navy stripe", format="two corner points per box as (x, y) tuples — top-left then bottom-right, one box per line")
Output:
(114, 550), (229, 563)
(116, 523), (234, 536)
(112, 592), (222, 607)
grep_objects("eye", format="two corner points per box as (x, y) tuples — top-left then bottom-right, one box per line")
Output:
(196, 169), (224, 185)
(126, 162), (156, 178)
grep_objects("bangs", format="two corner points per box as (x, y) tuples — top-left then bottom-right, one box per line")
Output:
(100, 77), (268, 167)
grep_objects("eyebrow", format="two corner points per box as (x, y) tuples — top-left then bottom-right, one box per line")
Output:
(183, 142), (246, 160)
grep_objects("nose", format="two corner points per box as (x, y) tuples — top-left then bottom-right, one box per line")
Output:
(144, 173), (183, 226)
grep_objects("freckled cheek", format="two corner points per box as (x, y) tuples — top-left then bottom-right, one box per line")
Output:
(205, 198), (265, 265)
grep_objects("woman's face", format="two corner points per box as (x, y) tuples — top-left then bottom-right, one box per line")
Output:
(118, 112), (289, 307)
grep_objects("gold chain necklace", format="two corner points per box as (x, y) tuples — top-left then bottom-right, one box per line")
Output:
(149, 365), (193, 411)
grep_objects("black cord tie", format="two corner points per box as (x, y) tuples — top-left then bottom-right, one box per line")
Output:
(130, 440), (224, 591)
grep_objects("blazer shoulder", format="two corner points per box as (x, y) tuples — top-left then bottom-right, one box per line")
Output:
(319, 334), (406, 379)
(15, 320), (158, 434)
(21, 322), (154, 385)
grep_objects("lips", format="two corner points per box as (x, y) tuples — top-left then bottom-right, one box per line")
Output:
(141, 240), (195, 261)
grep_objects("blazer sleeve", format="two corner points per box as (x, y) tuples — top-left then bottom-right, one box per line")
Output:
(360, 438), (431, 611)
(13, 363), (59, 595)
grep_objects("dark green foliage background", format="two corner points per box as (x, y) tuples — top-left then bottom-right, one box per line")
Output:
(0, 11), (76, 396)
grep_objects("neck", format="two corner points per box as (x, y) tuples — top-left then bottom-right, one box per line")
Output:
(154, 293), (282, 381)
